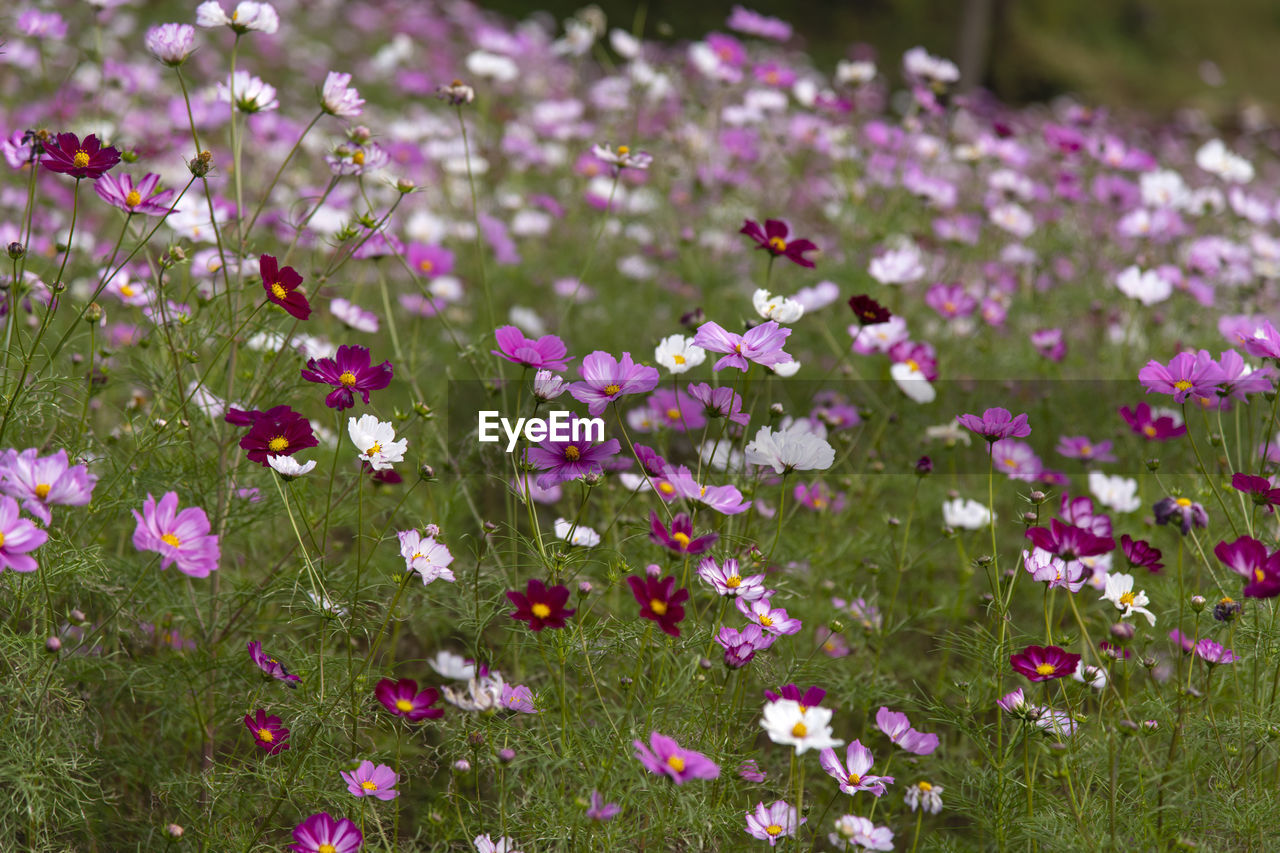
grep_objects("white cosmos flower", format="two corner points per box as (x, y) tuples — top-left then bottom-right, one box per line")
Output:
(654, 334), (706, 374)
(196, 1), (278, 33)
(1089, 471), (1141, 513)
(1115, 266), (1171, 306)
(760, 699), (843, 754)
(429, 650), (476, 680)
(1196, 139), (1254, 184)
(868, 244), (925, 285)
(267, 455), (316, 479)
(753, 288), (805, 324)
(890, 360), (935, 403)
(465, 50), (518, 82)
(942, 498), (991, 530)
(321, 71), (365, 118)
(348, 414), (407, 471)
(1101, 572), (1156, 626)
(835, 59), (876, 86)
(216, 71), (278, 113)
(772, 359), (801, 378)
(1073, 660), (1108, 690)
(554, 518), (601, 547)
(398, 529), (455, 584)
(745, 424), (835, 474)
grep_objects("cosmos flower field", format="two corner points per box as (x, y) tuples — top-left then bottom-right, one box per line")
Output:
(6, 1), (1280, 850)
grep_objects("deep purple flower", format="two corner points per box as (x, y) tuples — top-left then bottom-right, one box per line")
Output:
(1214, 535), (1280, 598)
(586, 790), (621, 821)
(0, 495), (48, 574)
(341, 760), (399, 800)
(0, 447), (97, 524)
(693, 320), (793, 372)
(236, 405), (319, 466)
(132, 492), (220, 578)
(740, 219), (818, 267)
(289, 812), (362, 853)
(491, 325), (570, 371)
(1153, 496), (1208, 534)
(244, 708), (290, 754)
(247, 640), (301, 687)
(632, 731), (720, 784)
(874, 706), (940, 755)
(568, 351), (660, 415)
(260, 254), (310, 320)
(1138, 351), (1226, 404)
(1010, 645), (1081, 682)
(507, 578), (575, 631)
(649, 511), (717, 555)
(374, 677), (444, 721)
(764, 684), (827, 709)
(1025, 519), (1114, 562)
(524, 425), (621, 490)
(1231, 473), (1280, 508)
(301, 344), (393, 410)
(716, 624), (777, 667)
(41, 132), (120, 179)
(955, 407), (1031, 443)
(848, 294), (891, 325)
(1121, 534), (1164, 573)
(94, 173), (175, 216)
(1169, 629), (1195, 654)
(1119, 402), (1186, 441)
(627, 573), (689, 637)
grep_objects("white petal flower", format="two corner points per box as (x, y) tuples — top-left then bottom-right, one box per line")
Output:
(348, 414), (407, 471)
(654, 334), (706, 374)
(267, 455), (316, 478)
(942, 498), (991, 530)
(745, 425), (835, 474)
(1101, 572), (1156, 626)
(753, 288), (805, 324)
(553, 517), (601, 547)
(760, 699), (843, 754)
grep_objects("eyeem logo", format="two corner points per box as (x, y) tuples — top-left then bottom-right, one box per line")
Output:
(478, 410), (606, 452)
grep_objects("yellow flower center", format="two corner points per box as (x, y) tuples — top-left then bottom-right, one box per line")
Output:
(666, 754), (685, 772)
(1256, 569), (1267, 583)
(339, 371), (358, 387)
(725, 575), (742, 589)
(672, 354), (686, 365)
(1119, 591), (1136, 606)
(0, 531), (5, 548)
(658, 482), (675, 494)
(395, 699), (414, 712)
(1080, 444), (1092, 455)
(813, 497), (827, 508)
(649, 598), (668, 616)
(849, 773), (862, 785)
(531, 603), (552, 619)
(1143, 425), (1157, 437)
(361, 780), (378, 790)
(1035, 662), (1056, 676)
(161, 533), (181, 548)
(1175, 497), (1192, 507)
(604, 383), (621, 395)
(368, 442), (382, 455)
(791, 722), (807, 737)
(906, 358), (920, 372)
(35, 484), (51, 500)
(766, 71), (780, 84)
(125, 190), (142, 207)
(73, 150), (90, 169)
(1173, 379), (1193, 392)
(268, 436), (289, 452)
(943, 301), (956, 313)
(766, 824), (783, 837)
(271, 282), (287, 299)
(352, 150), (365, 165)
(319, 846), (336, 853)
(672, 532), (691, 549)
(617, 145), (630, 155)
(418, 259), (433, 273)
(1221, 596), (1236, 605)
(1003, 457), (1016, 468)
(564, 445), (580, 461)
(121, 284), (136, 297)
(666, 407), (681, 420)
(257, 728), (274, 742)
(759, 613), (773, 627)
(768, 236), (787, 252)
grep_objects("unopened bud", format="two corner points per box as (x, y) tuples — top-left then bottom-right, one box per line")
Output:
(1145, 458), (1160, 472)
(915, 455), (933, 475)
(419, 464), (435, 481)
(1190, 595), (1206, 612)
(45, 636), (61, 653)
(467, 730), (485, 748)
(1110, 622), (1135, 641)
(166, 823), (184, 839)
(497, 748), (516, 764)
(452, 759), (471, 773)
(1029, 490), (1046, 504)
(7, 242), (24, 260)
(85, 302), (104, 323)
(397, 178), (416, 194)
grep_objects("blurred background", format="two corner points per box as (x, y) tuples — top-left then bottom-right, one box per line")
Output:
(481, 0), (1280, 122)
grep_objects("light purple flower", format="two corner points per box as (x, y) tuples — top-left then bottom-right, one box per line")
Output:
(1138, 351), (1227, 403)
(1194, 638), (1237, 665)
(819, 740), (894, 797)
(715, 624), (777, 667)
(131, 492), (220, 578)
(95, 173), (176, 217)
(568, 351), (660, 415)
(398, 529), (455, 584)
(955, 407), (1031, 443)
(340, 760), (398, 800)
(697, 557), (769, 599)
(145, 23), (196, 66)
(491, 326), (570, 371)
(693, 320), (793, 372)
(500, 683), (538, 713)
(875, 706), (940, 755)
(0, 495), (48, 573)
(632, 731), (720, 784)
(736, 598), (802, 635)
(586, 790), (620, 821)
(0, 448), (97, 524)
(745, 800), (804, 846)
(321, 72), (365, 118)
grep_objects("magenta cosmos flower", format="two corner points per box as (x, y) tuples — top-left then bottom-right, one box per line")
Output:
(0, 495), (48, 573)
(260, 253), (310, 320)
(874, 706), (939, 755)
(568, 351), (660, 415)
(956, 407), (1031, 443)
(94, 172), (175, 216)
(1138, 351), (1226, 403)
(632, 731), (720, 784)
(491, 325), (570, 371)
(1025, 519), (1114, 562)
(132, 492), (220, 578)
(232, 405), (319, 466)
(716, 624), (777, 667)
(1153, 496), (1208, 534)
(341, 760), (398, 800)
(0, 447), (97, 524)
(692, 320), (793, 372)
(507, 578), (576, 631)
(375, 677), (444, 721)
(1232, 473), (1280, 508)
(244, 708), (290, 754)
(1194, 638), (1237, 665)
(290, 812), (362, 853)
(1214, 535), (1280, 598)
(41, 132), (120, 179)
(247, 640), (301, 687)
(1010, 644), (1081, 682)
(745, 800), (804, 846)
(524, 424), (621, 490)
(740, 219), (818, 268)
(301, 344), (393, 410)
(628, 573), (689, 637)
(1119, 402), (1185, 440)
(649, 511), (717, 555)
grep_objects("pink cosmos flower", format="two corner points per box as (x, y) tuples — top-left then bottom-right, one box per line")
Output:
(289, 812), (361, 853)
(727, 6), (792, 41)
(716, 624), (777, 667)
(132, 492), (220, 578)
(819, 740), (894, 797)
(1194, 638), (1237, 665)
(1055, 435), (1115, 463)
(1119, 402), (1186, 440)
(875, 706), (939, 755)
(745, 800), (804, 846)
(94, 173), (176, 216)
(0, 496), (48, 573)
(341, 760), (398, 800)
(0, 447), (97, 524)
(736, 598), (802, 635)
(1010, 645), (1081, 682)
(649, 511), (717, 555)
(244, 708), (290, 754)
(990, 439), (1042, 481)
(247, 640), (301, 687)
(300, 344), (393, 410)
(586, 790), (621, 821)
(1138, 351), (1226, 403)
(1242, 319), (1280, 361)
(524, 425), (621, 489)
(697, 556), (768, 599)
(693, 320), (793, 372)
(568, 351), (660, 415)
(687, 382), (750, 424)
(491, 326), (570, 371)
(955, 407), (1031, 443)
(632, 731), (720, 784)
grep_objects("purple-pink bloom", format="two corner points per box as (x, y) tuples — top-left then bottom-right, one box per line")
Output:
(524, 424), (621, 490)
(715, 624), (777, 667)
(649, 511), (717, 555)
(132, 492), (220, 578)
(1025, 519), (1114, 562)
(738, 759), (767, 782)
(0, 495), (48, 574)
(955, 407), (1031, 443)
(586, 790), (620, 821)
(289, 812), (362, 853)
(0, 447), (97, 524)
(1194, 638), (1237, 665)
(501, 683), (538, 713)
(875, 706), (940, 755)
(491, 326), (570, 371)
(693, 320), (793, 372)
(568, 351), (660, 415)
(687, 382), (750, 424)
(300, 344), (393, 410)
(745, 800), (804, 846)
(247, 640), (301, 687)
(697, 556), (768, 599)
(632, 731), (720, 784)
(727, 5), (792, 40)
(1055, 435), (1116, 463)
(819, 740), (894, 797)
(1242, 320), (1280, 361)
(341, 760), (399, 800)
(736, 598), (802, 635)
(94, 173), (175, 216)
(1138, 351), (1227, 403)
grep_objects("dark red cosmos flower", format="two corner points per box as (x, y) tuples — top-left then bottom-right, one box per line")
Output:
(41, 132), (121, 179)
(1231, 472), (1280, 509)
(301, 344), (393, 410)
(649, 511), (717, 555)
(1120, 534), (1163, 573)
(740, 218), (817, 268)
(627, 573), (689, 637)
(233, 405), (319, 466)
(260, 253), (310, 320)
(1025, 519), (1114, 561)
(1010, 644), (1080, 682)
(244, 708), (290, 754)
(507, 578), (575, 631)
(1119, 402), (1185, 441)
(848, 294), (891, 326)
(374, 677), (444, 721)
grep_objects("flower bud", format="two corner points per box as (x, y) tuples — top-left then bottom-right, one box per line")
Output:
(467, 730), (485, 748)
(166, 823), (184, 839)
(1145, 458), (1160, 472)
(397, 178), (416, 194)
(85, 302), (104, 324)
(70, 608), (86, 623)
(45, 636), (61, 653)
(1190, 595), (1206, 612)
(452, 759), (471, 773)
(915, 455), (933, 475)
(419, 464), (436, 481)
(497, 748), (516, 764)
(1110, 622), (1135, 641)
(7, 242), (24, 260)
(188, 150), (213, 177)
